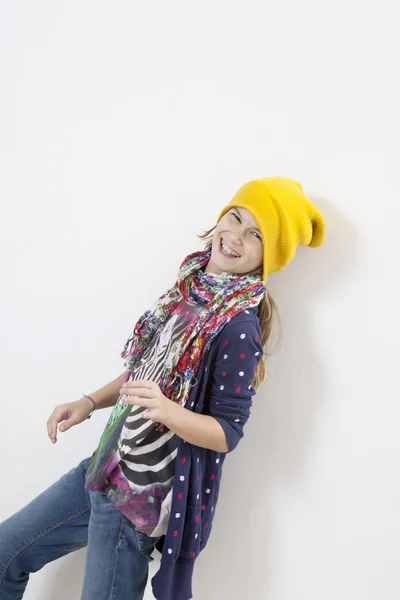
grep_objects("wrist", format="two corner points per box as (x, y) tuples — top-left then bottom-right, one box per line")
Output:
(79, 395), (96, 418)
(162, 398), (181, 429)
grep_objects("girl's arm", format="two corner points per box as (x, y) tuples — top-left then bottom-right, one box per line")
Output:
(80, 371), (127, 412)
(163, 404), (229, 452)
(164, 318), (264, 453)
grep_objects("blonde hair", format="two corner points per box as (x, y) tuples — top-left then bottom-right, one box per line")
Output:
(197, 224), (282, 390)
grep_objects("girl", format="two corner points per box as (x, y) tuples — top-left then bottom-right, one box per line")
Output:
(0, 176), (326, 600)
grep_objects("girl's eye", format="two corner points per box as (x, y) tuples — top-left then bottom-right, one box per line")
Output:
(232, 212), (262, 241)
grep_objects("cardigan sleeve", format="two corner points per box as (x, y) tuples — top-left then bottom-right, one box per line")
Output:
(206, 317), (264, 452)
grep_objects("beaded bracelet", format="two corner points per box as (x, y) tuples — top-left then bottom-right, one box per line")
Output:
(82, 393), (97, 419)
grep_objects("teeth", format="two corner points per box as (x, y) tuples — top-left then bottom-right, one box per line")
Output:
(221, 238), (240, 257)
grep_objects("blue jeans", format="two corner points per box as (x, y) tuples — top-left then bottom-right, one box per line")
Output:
(0, 456), (161, 600)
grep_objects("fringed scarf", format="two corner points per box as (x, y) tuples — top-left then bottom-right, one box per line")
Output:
(121, 248), (266, 419)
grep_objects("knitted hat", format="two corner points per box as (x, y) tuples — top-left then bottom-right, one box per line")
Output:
(216, 176), (326, 283)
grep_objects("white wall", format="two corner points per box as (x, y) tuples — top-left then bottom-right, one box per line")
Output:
(1, 2), (399, 599)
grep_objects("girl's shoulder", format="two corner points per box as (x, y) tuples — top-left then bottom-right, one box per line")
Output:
(210, 306), (264, 365)
(220, 305), (261, 338)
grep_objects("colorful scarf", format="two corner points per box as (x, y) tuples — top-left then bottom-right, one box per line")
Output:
(121, 248), (266, 415)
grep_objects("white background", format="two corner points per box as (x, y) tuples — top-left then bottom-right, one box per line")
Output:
(1, 2), (399, 599)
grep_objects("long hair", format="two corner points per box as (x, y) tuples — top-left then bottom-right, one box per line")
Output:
(196, 225), (282, 390)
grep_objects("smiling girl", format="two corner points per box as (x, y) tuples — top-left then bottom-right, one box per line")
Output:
(0, 177), (326, 600)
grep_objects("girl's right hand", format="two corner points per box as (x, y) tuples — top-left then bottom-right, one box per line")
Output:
(47, 398), (93, 444)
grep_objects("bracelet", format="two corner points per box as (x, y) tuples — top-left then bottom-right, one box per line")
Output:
(82, 393), (97, 419)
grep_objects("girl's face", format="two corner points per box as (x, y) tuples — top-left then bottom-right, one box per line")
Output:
(205, 206), (263, 276)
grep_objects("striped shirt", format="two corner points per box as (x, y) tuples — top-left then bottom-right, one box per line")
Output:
(85, 297), (201, 536)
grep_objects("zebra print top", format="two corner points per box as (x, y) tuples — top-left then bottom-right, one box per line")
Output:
(98, 297), (202, 536)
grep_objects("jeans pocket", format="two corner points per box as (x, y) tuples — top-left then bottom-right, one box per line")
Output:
(134, 528), (160, 562)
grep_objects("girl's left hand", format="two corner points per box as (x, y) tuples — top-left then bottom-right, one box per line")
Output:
(119, 379), (174, 425)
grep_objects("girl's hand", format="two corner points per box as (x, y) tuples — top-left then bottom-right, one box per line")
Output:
(46, 398), (93, 444)
(119, 379), (175, 425)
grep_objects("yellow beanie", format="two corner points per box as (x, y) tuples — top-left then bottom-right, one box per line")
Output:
(216, 176), (326, 283)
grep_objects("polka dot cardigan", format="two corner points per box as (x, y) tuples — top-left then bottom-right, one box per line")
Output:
(151, 306), (264, 600)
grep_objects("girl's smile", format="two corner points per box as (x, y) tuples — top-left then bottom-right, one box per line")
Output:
(219, 236), (241, 258)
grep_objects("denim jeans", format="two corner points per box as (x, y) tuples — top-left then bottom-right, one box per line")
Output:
(0, 456), (161, 600)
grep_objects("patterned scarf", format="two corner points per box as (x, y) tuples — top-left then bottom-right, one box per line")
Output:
(121, 248), (266, 413)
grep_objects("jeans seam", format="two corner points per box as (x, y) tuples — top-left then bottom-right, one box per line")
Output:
(108, 516), (125, 600)
(0, 506), (90, 585)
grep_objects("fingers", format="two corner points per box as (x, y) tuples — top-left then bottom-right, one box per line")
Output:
(58, 416), (78, 433)
(47, 410), (61, 444)
(47, 406), (73, 443)
(122, 379), (155, 389)
(119, 386), (152, 397)
(121, 394), (149, 407)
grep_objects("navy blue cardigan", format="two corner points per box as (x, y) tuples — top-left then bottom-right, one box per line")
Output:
(151, 306), (264, 599)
